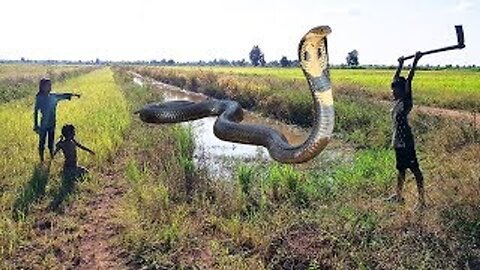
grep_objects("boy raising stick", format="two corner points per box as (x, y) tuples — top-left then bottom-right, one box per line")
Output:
(387, 51), (425, 210)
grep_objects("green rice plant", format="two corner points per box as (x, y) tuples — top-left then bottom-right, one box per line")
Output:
(173, 125), (195, 174)
(236, 164), (255, 195)
(262, 163), (310, 207)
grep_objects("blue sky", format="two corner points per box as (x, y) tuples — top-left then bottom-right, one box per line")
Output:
(0, 0), (478, 65)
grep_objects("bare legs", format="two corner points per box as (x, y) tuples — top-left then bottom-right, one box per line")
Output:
(388, 167), (425, 209)
(411, 167), (426, 209)
(38, 128), (55, 163)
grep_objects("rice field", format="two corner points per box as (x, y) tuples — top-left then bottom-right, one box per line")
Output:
(0, 64), (84, 80)
(0, 64), (96, 104)
(168, 66), (480, 111)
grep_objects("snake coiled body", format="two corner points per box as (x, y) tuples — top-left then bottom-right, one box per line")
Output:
(137, 26), (334, 163)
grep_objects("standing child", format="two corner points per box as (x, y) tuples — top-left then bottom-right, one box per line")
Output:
(33, 78), (80, 162)
(387, 51), (426, 210)
(54, 124), (95, 179)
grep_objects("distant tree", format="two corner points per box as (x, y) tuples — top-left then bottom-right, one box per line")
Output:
(249, 45), (265, 67)
(280, 56), (290, 67)
(268, 60), (280, 67)
(167, 59), (175, 65)
(217, 59), (231, 66)
(95, 58), (101, 65)
(346, 50), (359, 67)
(20, 57), (26, 62)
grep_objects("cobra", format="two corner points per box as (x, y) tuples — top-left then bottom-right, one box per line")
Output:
(136, 26), (334, 164)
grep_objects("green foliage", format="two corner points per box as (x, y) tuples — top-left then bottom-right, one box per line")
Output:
(346, 49), (359, 66)
(173, 125), (195, 174)
(236, 164), (254, 195)
(333, 149), (395, 190)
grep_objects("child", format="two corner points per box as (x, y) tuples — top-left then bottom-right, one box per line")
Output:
(387, 51), (426, 210)
(54, 124), (95, 179)
(33, 78), (80, 162)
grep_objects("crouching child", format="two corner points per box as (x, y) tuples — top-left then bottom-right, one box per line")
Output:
(54, 124), (95, 179)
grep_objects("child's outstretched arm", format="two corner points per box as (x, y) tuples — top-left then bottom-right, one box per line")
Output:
(74, 140), (95, 155)
(55, 92), (81, 101)
(393, 56), (404, 81)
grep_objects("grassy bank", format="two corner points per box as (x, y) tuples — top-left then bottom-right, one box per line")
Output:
(0, 68), (130, 266)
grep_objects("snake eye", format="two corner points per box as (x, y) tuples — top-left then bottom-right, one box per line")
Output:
(303, 51), (309, 61)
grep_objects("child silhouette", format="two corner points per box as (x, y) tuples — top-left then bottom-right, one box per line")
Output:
(53, 124), (95, 179)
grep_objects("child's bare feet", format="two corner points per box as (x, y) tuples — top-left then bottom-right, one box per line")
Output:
(413, 200), (426, 212)
(386, 193), (405, 204)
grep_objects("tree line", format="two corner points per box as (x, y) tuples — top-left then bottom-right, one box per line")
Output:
(2, 46), (479, 70)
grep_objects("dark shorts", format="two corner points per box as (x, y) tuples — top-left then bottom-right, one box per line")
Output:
(394, 146), (419, 171)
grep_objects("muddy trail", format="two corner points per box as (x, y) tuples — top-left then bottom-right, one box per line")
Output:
(76, 170), (127, 270)
(376, 99), (480, 127)
(10, 165), (129, 269)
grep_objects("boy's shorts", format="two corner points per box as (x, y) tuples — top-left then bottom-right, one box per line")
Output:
(394, 146), (419, 171)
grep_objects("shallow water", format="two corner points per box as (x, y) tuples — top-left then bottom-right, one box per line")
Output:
(133, 74), (350, 178)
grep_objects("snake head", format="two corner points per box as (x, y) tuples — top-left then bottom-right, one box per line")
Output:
(298, 26), (331, 92)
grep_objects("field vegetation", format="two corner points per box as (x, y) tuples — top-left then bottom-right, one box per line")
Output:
(161, 66), (480, 111)
(0, 64), (95, 104)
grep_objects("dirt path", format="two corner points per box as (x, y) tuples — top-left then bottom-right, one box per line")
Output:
(413, 103), (480, 126)
(76, 170), (127, 270)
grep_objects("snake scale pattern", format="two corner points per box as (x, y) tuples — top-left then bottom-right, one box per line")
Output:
(137, 26), (334, 163)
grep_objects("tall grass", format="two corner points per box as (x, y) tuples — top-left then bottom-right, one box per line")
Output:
(0, 68), (130, 264)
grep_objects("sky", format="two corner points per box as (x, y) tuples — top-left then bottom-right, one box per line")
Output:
(0, 0), (479, 65)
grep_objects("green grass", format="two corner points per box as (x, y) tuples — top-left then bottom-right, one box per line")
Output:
(0, 68), (130, 265)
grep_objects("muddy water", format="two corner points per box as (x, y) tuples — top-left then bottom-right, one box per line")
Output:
(133, 74), (350, 178)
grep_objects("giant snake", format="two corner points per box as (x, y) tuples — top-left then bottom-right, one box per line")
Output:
(136, 26), (334, 163)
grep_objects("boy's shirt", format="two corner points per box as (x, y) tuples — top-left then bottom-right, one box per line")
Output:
(56, 139), (77, 168)
(34, 93), (73, 130)
(391, 93), (414, 149)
